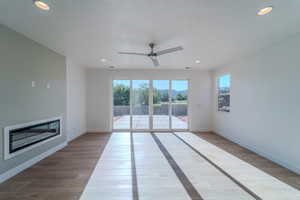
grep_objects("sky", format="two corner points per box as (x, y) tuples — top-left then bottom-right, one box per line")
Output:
(113, 80), (188, 91)
(219, 75), (231, 88)
(171, 80), (188, 91)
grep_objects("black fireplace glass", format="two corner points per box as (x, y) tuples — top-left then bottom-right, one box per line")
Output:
(9, 120), (60, 153)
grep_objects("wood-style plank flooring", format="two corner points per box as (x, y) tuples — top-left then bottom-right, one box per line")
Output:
(0, 131), (299, 200)
(0, 133), (111, 200)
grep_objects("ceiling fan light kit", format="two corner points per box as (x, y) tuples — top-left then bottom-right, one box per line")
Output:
(118, 43), (183, 67)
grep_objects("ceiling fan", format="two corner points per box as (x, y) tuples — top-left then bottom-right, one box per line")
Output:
(118, 43), (183, 67)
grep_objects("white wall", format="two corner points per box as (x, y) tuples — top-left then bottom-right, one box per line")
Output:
(86, 69), (212, 132)
(212, 33), (300, 174)
(66, 60), (87, 141)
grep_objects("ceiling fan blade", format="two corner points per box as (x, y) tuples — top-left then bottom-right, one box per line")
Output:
(156, 46), (183, 56)
(118, 52), (148, 56)
(150, 57), (159, 67)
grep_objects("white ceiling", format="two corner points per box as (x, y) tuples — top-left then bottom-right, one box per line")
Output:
(1, 0), (300, 69)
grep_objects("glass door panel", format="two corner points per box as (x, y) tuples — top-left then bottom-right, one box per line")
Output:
(153, 80), (170, 129)
(132, 80), (149, 129)
(113, 80), (130, 129)
(171, 80), (188, 129)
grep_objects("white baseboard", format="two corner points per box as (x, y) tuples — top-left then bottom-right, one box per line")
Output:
(67, 131), (87, 142)
(214, 130), (300, 175)
(87, 129), (211, 133)
(87, 129), (110, 133)
(0, 141), (68, 184)
(191, 128), (211, 132)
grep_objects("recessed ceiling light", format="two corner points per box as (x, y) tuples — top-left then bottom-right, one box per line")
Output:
(195, 60), (200, 64)
(33, 0), (50, 11)
(101, 58), (107, 63)
(257, 6), (273, 16)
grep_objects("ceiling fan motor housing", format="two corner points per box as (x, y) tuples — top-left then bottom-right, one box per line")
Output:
(148, 43), (157, 57)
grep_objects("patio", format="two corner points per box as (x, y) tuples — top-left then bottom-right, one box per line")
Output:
(113, 115), (188, 130)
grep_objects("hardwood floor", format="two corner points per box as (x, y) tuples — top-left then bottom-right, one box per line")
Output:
(0, 133), (111, 200)
(0, 131), (299, 200)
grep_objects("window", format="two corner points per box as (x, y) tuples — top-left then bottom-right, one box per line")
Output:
(218, 75), (230, 112)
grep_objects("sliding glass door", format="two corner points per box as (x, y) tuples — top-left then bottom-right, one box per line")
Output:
(171, 80), (188, 129)
(113, 80), (130, 129)
(153, 80), (170, 129)
(132, 80), (149, 129)
(113, 80), (188, 131)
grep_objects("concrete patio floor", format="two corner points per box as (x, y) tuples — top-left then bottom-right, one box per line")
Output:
(113, 115), (188, 130)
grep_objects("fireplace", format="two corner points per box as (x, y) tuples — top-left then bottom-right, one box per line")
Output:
(4, 117), (62, 160)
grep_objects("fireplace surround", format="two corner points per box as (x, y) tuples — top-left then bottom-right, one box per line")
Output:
(4, 117), (62, 160)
